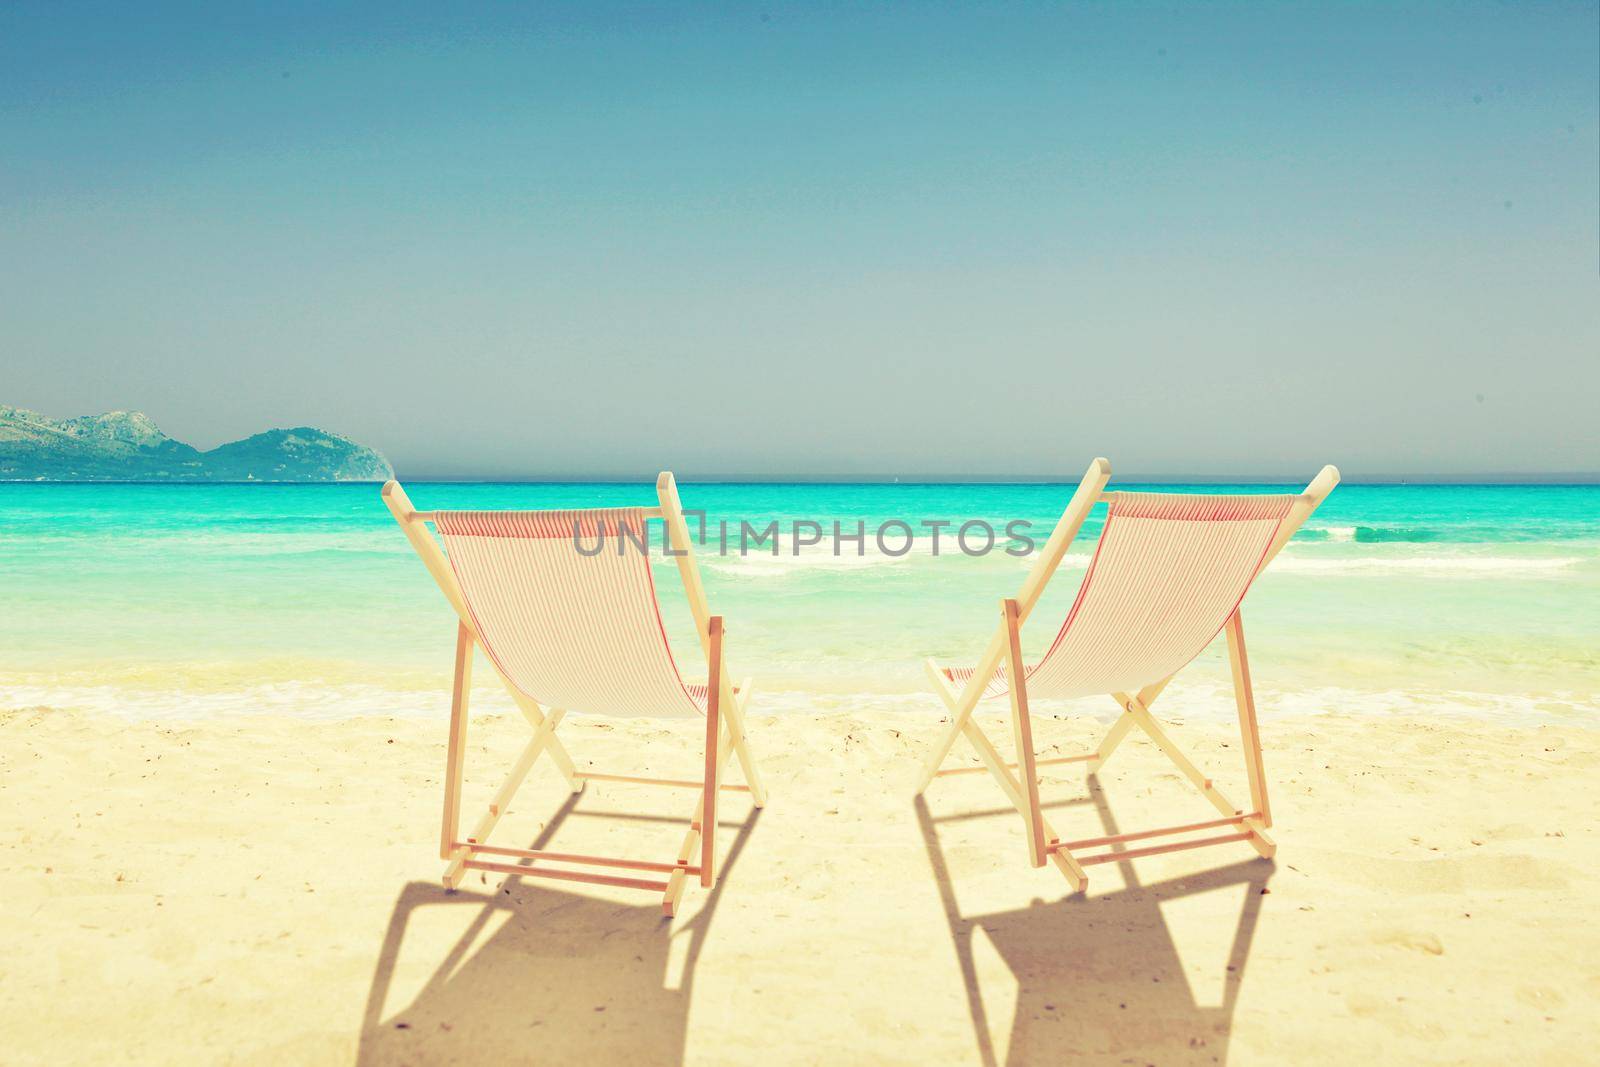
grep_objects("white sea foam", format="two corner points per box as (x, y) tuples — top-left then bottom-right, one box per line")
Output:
(7, 678), (1594, 725)
(692, 549), (910, 576)
(0, 679), (514, 721)
(1269, 554), (1585, 576)
(669, 545), (1587, 580)
(981, 681), (1600, 726)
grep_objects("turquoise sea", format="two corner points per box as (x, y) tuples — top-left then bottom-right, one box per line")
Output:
(4, 482), (1597, 722)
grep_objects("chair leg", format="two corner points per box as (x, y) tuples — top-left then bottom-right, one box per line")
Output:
(959, 720), (1088, 891)
(916, 709), (973, 795)
(1001, 599), (1046, 868)
(926, 663), (1086, 891)
(441, 708), (570, 888)
(701, 619), (723, 888)
(430, 624), (756, 909)
(1125, 701), (1275, 859)
(1086, 711), (1134, 774)
(1226, 611), (1271, 827)
(916, 643), (1008, 795)
(1090, 676), (1174, 772)
(664, 691), (746, 916)
(505, 690), (583, 791)
(441, 622), (472, 860)
(925, 645), (1272, 882)
(1071, 672), (1276, 869)
(721, 676), (767, 808)
(916, 657), (988, 792)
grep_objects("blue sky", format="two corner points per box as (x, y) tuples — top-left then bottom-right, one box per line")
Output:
(2, 2), (1597, 478)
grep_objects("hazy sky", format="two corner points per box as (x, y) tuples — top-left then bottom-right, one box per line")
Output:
(3, 2), (1597, 479)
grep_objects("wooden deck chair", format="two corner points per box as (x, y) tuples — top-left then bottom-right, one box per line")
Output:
(383, 473), (767, 916)
(916, 457), (1338, 890)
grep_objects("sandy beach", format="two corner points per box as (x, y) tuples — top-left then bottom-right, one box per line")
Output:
(4, 698), (1596, 1065)
(7, 1), (1597, 1062)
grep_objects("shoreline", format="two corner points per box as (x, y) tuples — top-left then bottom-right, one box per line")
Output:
(5, 681), (1597, 726)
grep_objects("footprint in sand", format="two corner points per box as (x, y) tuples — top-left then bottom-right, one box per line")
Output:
(1373, 930), (1444, 956)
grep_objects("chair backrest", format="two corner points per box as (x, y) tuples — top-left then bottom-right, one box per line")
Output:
(1021, 491), (1297, 700)
(434, 507), (703, 718)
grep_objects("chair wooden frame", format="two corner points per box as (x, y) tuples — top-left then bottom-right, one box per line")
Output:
(915, 458), (1338, 891)
(383, 472), (767, 916)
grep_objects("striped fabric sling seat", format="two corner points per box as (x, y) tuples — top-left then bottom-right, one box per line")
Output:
(918, 458), (1339, 891)
(940, 491), (1297, 702)
(434, 507), (713, 719)
(384, 474), (767, 917)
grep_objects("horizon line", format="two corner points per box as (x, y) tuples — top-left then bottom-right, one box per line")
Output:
(13, 471), (1599, 486)
(389, 470), (1600, 486)
(9, 470), (1600, 486)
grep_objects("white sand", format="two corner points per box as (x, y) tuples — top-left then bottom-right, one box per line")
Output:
(3, 702), (1597, 1064)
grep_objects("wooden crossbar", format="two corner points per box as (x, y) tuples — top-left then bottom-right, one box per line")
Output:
(575, 771), (752, 791)
(462, 858), (671, 893)
(460, 842), (703, 875)
(1076, 832), (1255, 867)
(1054, 814), (1253, 852)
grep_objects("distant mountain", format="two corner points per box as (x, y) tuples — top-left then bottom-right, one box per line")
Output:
(0, 405), (393, 482)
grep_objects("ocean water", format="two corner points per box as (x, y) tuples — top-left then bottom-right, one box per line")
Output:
(3, 482), (1597, 722)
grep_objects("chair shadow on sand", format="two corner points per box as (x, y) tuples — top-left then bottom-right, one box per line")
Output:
(357, 797), (760, 1066)
(918, 777), (1273, 1066)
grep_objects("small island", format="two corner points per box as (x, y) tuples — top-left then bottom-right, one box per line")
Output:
(0, 404), (393, 482)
